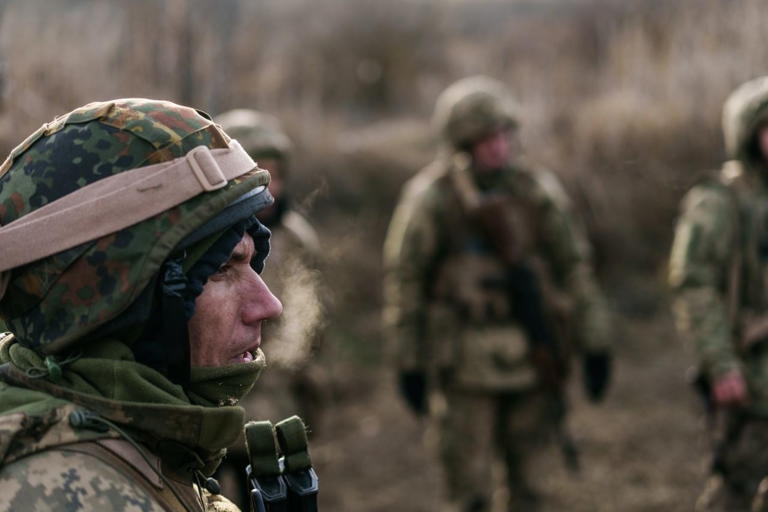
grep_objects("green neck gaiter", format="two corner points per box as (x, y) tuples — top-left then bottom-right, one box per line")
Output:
(187, 350), (266, 406)
(0, 337), (265, 473)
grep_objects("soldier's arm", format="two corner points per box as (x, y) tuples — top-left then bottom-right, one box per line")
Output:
(382, 175), (443, 372)
(668, 184), (741, 382)
(532, 169), (612, 354)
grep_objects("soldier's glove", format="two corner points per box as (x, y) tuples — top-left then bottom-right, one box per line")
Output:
(582, 351), (611, 402)
(398, 370), (428, 416)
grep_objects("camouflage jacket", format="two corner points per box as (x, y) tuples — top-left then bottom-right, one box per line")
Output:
(669, 76), (768, 415)
(0, 335), (244, 511)
(383, 154), (611, 390)
(669, 162), (768, 411)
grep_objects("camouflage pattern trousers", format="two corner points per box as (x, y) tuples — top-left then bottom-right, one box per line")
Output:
(428, 387), (549, 512)
(697, 411), (768, 512)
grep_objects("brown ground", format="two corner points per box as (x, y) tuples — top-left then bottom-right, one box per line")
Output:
(309, 299), (708, 511)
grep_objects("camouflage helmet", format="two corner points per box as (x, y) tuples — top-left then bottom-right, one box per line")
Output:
(0, 99), (271, 359)
(431, 75), (520, 150)
(214, 109), (292, 164)
(722, 75), (768, 164)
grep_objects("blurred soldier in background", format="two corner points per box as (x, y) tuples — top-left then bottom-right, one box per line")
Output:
(0, 99), (287, 510)
(669, 76), (768, 511)
(383, 75), (613, 512)
(214, 109), (326, 508)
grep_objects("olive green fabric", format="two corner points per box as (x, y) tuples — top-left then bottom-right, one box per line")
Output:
(244, 420), (281, 476)
(274, 416), (311, 471)
(0, 335), (250, 465)
(187, 357), (266, 407)
(669, 76), (768, 414)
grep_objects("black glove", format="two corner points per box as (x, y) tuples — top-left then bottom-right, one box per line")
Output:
(582, 351), (611, 402)
(398, 370), (427, 415)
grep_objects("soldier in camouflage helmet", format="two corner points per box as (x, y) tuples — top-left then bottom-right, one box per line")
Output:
(0, 99), (286, 511)
(669, 76), (768, 511)
(213, 108), (325, 509)
(383, 76), (612, 511)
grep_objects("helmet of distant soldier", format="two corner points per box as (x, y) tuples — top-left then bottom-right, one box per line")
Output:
(215, 109), (292, 164)
(722, 75), (768, 165)
(431, 75), (520, 150)
(0, 99), (272, 381)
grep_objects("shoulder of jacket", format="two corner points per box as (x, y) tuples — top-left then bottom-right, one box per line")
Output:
(680, 175), (737, 218)
(0, 402), (116, 467)
(0, 443), (166, 511)
(511, 164), (572, 211)
(402, 160), (450, 199)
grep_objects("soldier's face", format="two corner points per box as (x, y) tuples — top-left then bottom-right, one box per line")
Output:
(187, 233), (282, 367)
(471, 129), (513, 173)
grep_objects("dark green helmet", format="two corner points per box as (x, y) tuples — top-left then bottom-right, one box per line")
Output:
(215, 109), (292, 163)
(723, 75), (768, 164)
(0, 99), (271, 358)
(431, 75), (519, 149)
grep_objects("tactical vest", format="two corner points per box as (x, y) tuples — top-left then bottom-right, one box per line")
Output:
(427, 156), (572, 391)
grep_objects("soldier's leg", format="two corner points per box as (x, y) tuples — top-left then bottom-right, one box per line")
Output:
(696, 415), (768, 511)
(432, 387), (497, 512)
(497, 390), (549, 512)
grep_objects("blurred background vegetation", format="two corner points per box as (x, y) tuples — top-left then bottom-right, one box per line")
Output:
(1, 0), (767, 509)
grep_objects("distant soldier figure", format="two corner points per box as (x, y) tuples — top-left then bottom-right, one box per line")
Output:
(214, 109), (325, 509)
(383, 75), (612, 511)
(670, 76), (768, 511)
(0, 99), (294, 510)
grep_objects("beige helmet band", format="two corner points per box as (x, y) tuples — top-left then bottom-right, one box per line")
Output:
(0, 139), (258, 275)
